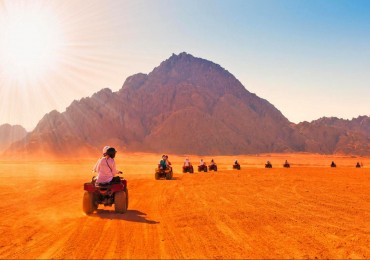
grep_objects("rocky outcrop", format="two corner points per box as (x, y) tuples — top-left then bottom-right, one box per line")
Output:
(0, 124), (27, 152)
(296, 116), (370, 155)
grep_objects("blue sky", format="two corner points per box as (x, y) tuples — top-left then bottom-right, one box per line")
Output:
(0, 0), (369, 130)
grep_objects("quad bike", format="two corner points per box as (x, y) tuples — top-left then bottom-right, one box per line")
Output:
(265, 163), (272, 168)
(83, 173), (128, 214)
(198, 164), (208, 172)
(283, 163), (290, 168)
(209, 164), (218, 172)
(331, 163), (336, 168)
(233, 164), (241, 170)
(155, 165), (173, 180)
(183, 165), (194, 173)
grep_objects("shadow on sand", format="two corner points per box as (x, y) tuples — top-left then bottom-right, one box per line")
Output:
(92, 209), (160, 224)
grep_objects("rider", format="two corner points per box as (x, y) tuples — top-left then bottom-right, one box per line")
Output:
(165, 155), (171, 168)
(234, 159), (239, 165)
(159, 155), (167, 170)
(210, 159), (215, 165)
(199, 159), (206, 166)
(93, 146), (121, 185)
(184, 157), (191, 167)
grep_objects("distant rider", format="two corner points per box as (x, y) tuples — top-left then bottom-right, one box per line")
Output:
(165, 155), (172, 168)
(159, 155), (167, 170)
(184, 157), (191, 167)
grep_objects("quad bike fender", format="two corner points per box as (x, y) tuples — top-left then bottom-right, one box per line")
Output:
(84, 183), (96, 192)
(111, 183), (125, 192)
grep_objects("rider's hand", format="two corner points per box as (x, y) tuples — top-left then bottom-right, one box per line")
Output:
(118, 171), (123, 174)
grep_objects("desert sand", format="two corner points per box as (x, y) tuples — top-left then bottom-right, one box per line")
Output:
(0, 153), (369, 259)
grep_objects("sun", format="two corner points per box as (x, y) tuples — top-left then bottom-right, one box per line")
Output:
(0, 2), (65, 85)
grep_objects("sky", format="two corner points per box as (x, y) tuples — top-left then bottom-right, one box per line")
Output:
(0, 0), (369, 131)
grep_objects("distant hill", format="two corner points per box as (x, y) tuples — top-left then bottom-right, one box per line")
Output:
(0, 124), (27, 152)
(296, 116), (370, 155)
(5, 52), (370, 156)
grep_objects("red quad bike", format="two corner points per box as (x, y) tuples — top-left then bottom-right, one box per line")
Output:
(209, 164), (218, 172)
(183, 165), (194, 173)
(265, 163), (272, 168)
(83, 173), (128, 214)
(233, 164), (241, 170)
(198, 164), (208, 172)
(283, 163), (290, 168)
(155, 165), (173, 180)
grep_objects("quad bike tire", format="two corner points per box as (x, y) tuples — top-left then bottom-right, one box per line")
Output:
(166, 171), (172, 180)
(204, 167), (208, 172)
(83, 191), (96, 214)
(190, 169), (194, 173)
(125, 189), (129, 210)
(115, 190), (128, 214)
(155, 171), (160, 180)
(214, 166), (217, 172)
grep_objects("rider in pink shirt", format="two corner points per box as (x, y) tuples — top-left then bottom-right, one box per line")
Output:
(93, 146), (120, 184)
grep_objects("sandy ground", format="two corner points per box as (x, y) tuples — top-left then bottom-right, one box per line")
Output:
(0, 153), (369, 259)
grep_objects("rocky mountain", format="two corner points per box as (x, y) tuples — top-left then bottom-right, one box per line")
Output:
(5, 52), (369, 156)
(0, 124), (27, 152)
(7, 52), (304, 156)
(296, 116), (370, 155)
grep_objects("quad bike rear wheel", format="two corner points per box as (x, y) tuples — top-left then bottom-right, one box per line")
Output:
(166, 171), (172, 180)
(115, 191), (128, 214)
(83, 191), (96, 214)
(125, 189), (129, 210)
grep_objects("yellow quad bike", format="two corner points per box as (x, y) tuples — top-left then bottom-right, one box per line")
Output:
(155, 166), (173, 180)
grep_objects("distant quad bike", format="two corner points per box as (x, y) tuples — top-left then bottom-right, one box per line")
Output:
(183, 165), (194, 173)
(83, 174), (128, 214)
(283, 163), (290, 168)
(233, 164), (241, 170)
(265, 163), (272, 168)
(155, 166), (173, 180)
(198, 164), (208, 172)
(209, 164), (218, 172)
(330, 162), (336, 168)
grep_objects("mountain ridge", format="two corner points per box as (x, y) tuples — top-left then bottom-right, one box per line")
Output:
(4, 52), (370, 157)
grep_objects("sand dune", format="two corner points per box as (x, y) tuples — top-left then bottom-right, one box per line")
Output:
(0, 153), (369, 259)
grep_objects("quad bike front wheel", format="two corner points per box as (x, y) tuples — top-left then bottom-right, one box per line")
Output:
(155, 171), (160, 180)
(83, 191), (96, 214)
(115, 191), (128, 214)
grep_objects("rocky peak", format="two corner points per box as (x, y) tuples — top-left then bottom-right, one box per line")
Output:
(0, 124), (28, 151)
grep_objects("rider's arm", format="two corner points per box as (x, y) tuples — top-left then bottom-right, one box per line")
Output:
(92, 158), (101, 173)
(110, 159), (119, 175)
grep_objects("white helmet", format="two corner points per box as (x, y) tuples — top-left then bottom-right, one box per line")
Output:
(103, 146), (110, 154)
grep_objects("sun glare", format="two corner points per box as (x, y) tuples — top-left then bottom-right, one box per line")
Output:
(0, 2), (65, 85)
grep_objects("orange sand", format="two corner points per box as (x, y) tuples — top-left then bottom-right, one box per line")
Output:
(0, 153), (369, 259)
